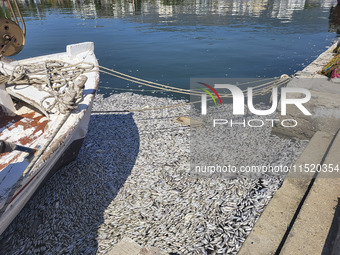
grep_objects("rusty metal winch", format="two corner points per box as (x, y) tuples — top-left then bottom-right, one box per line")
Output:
(0, 0), (25, 56)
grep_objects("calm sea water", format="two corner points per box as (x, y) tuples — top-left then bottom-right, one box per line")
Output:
(0, 0), (338, 98)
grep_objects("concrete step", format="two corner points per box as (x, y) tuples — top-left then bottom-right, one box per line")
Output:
(280, 130), (340, 255)
(238, 131), (335, 255)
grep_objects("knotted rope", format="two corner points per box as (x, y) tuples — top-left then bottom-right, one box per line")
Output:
(6, 61), (94, 114)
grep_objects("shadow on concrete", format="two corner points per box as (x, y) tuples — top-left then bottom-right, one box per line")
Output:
(322, 197), (340, 255)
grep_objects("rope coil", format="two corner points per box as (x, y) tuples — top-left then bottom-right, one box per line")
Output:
(7, 61), (94, 114)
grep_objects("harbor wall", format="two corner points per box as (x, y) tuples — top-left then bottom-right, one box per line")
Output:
(273, 40), (340, 139)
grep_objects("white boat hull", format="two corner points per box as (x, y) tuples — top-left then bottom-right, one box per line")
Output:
(0, 42), (99, 235)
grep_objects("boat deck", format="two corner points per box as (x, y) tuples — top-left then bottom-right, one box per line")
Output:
(0, 103), (48, 171)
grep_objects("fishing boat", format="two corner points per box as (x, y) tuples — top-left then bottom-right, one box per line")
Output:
(0, 3), (99, 235)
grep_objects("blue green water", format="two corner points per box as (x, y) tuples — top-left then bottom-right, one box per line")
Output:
(1, 0), (337, 98)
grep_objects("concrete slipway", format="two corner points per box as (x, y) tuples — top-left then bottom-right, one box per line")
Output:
(239, 41), (340, 254)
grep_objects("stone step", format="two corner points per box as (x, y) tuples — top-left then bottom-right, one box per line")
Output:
(280, 130), (340, 255)
(238, 131), (335, 255)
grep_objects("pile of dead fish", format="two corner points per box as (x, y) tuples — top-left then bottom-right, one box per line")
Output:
(0, 93), (307, 254)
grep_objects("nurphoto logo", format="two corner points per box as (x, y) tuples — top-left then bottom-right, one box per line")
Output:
(201, 83), (311, 116)
(199, 82), (311, 128)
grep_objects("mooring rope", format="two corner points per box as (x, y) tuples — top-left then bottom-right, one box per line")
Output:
(92, 78), (290, 113)
(0, 74), (9, 84)
(94, 66), (291, 112)
(98, 65), (290, 97)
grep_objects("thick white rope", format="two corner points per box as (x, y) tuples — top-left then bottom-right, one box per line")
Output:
(7, 61), (94, 114)
(98, 65), (291, 99)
